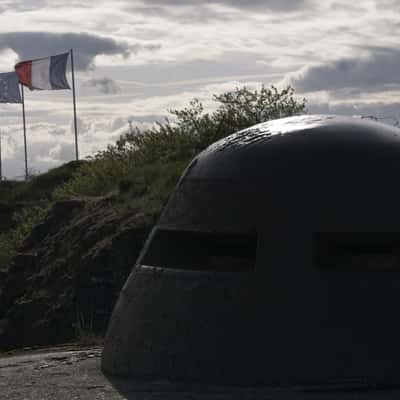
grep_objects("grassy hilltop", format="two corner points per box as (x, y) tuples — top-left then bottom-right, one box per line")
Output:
(0, 86), (306, 349)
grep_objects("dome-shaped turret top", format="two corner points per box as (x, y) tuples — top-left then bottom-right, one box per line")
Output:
(103, 115), (400, 387)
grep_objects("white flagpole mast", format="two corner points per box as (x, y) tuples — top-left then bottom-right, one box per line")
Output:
(70, 48), (79, 161)
(21, 84), (28, 181)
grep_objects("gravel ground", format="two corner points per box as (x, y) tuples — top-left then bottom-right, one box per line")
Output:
(1, 348), (400, 399)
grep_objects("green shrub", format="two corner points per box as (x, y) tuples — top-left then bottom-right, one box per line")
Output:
(0, 161), (83, 204)
(54, 85), (306, 203)
(0, 234), (14, 270)
(0, 85), (306, 269)
(0, 205), (49, 270)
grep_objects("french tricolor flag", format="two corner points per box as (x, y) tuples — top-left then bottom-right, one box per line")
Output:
(15, 52), (70, 91)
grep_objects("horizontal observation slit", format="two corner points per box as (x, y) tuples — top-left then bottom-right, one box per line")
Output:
(316, 232), (400, 270)
(141, 228), (257, 272)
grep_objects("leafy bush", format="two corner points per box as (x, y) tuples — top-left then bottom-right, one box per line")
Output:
(0, 235), (14, 270)
(55, 85), (306, 204)
(0, 85), (306, 270)
(0, 162), (82, 270)
(0, 205), (49, 270)
(0, 161), (84, 203)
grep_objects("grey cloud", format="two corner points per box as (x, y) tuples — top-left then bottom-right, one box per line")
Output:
(2, 140), (68, 179)
(329, 2), (367, 12)
(0, 32), (131, 70)
(110, 117), (126, 131)
(84, 77), (121, 94)
(131, 43), (162, 54)
(133, 5), (235, 23)
(308, 101), (400, 126)
(74, 117), (90, 135)
(49, 143), (75, 162)
(291, 47), (400, 93)
(225, 0), (308, 10)
(3, 0), (309, 13)
(0, 0), (46, 12)
(48, 127), (67, 136)
(128, 114), (167, 123)
(99, 51), (278, 85)
(129, 0), (310, 23)
(374, 0), (400, 9)
(0, 0), (93, 13)
(139, 0), (308, 11)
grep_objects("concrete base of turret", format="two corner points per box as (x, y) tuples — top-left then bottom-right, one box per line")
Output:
(102, 265), (400, 386)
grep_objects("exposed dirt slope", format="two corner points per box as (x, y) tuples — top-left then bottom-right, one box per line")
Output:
(0, 198), (154, 349)
(0, 202), (23, 234)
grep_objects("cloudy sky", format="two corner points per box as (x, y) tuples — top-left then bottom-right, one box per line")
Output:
(0, 0), (398, 178)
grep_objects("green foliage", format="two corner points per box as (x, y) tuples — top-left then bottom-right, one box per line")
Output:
(12, 206), (49, 246)
(0, 160), (84, 266)
(0, 205), (49, 270)
(0, 162), (80, 270)
(0, 85), (306, 270)
(0, 181), (25, 203)
(53, 149), (132, 199)
(0, 161), (84, 203)
(0, 235), (14, 270)
(119, 159), (190, 214)
(213, 85), (306, 132)
(55, 84), (306, 204)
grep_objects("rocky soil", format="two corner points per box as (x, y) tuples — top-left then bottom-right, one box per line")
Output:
(0, 198), (154, 349)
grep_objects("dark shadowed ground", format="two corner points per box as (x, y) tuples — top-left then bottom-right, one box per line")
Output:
(1, 347), (400, 399)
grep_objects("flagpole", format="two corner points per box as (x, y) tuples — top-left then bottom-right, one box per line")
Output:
(21, 84), (28, 181)
(70, 48), (79, 161)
